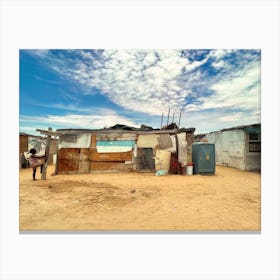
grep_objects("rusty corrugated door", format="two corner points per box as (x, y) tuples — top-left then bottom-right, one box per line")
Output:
(58, 148), (90, 174)
(58, 148), (80, 173)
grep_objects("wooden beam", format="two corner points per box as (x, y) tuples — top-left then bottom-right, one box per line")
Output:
(36, 129), (58, 137)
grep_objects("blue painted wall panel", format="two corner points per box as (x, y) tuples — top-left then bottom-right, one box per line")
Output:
(96, 140), (135, 147)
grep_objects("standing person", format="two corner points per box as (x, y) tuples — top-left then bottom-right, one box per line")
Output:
(28, 148), (45, 181)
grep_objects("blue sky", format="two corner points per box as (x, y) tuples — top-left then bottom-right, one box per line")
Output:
(19, 49), (261, 135)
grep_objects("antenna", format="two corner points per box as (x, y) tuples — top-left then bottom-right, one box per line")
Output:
(166, 108), (170, 126)
(160, 112), (164, 128)
(178, 109), (182, 128)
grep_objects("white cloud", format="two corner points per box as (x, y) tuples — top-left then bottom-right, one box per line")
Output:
(209, 49), (233, 60)
(181, 110), (260, 134)
(20, 111), (140, 131)
(186, 60), (261, 113)
(24, 49), (49, 58)
(219, 112), (243, 122)
(45, 49), (211, 116)
(211, 59), (225, 69)
(23, 49), (261, 133)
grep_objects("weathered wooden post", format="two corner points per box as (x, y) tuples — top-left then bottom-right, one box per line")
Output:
(38, 127), (52, 180)
(36, 127), (58, 179)
(54, 137), (59, 175)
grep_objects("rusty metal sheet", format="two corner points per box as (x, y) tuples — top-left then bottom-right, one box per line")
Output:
(58, 148), (81, 160)
(57, 148), (90, 173)
(96, 133), (137, 141)
(80, 148), (89, 161)
(58, 159), (79, 172)
(89, 149), (132, 162)
(78, 161), (90, 174)
(90, 162), (133, 172)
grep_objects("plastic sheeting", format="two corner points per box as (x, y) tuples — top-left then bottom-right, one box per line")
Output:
(59, 134), (91, 149)
(177, 132), (188, 166)
(137, 134), (159, 148)
(157, 134), (173, 149)
(155, 150), (171, 171)
(165, 135), (177, 153)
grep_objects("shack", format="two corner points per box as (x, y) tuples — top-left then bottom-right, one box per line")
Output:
(196, 123), (261, 171)
(55, 124), (195, 174)
(19, 133), (59, 168)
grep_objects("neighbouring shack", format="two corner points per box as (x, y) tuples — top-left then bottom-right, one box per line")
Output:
(19, 133), (59, 169)
(195, 123), (261, 172)
(54, 124), (195, 174)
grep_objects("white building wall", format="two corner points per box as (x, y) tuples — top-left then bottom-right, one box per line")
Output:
(205, 129), (246, 170)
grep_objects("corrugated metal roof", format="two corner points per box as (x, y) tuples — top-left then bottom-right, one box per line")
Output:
(204, 123), (261, 135)
(56, 127), (195, 135)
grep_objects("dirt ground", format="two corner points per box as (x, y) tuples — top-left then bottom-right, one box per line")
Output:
(19, 165), (261, 231)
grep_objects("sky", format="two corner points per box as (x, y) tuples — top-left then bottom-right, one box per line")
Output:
(19, 49), (261, 135)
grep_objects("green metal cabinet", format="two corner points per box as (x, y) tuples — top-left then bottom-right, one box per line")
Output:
(192, 143), (215, 174)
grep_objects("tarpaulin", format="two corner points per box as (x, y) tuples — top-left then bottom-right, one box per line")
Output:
(137, 134), (159, 148)
(177, 132), (188, 166)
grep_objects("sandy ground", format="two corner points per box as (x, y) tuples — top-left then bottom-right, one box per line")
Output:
(19, 165), (261, 231)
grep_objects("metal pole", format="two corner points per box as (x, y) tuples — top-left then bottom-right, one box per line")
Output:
(178, 109), (182, 128)
(166, 108), (170, 126)
(172, 112), (175, 123)
(160, 112), (163, 128)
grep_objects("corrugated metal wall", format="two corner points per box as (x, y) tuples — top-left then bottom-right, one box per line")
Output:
(205, 130), (246, 170)
(58, 134), (135, 174)
(57, 131), (195, 174)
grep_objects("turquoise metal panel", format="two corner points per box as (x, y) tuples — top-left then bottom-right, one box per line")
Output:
(96, 140), (135, 147)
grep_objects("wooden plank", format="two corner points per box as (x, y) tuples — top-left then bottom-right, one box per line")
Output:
(49, 139), (59, 154)
(90, 135), (96, 148)
(36, 129), (58, 136)
(89, 149), (132, 162)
